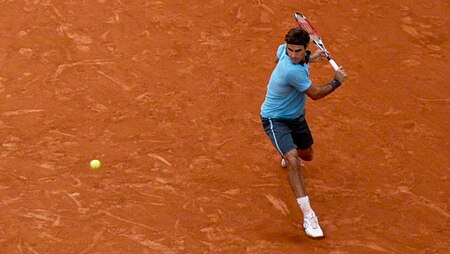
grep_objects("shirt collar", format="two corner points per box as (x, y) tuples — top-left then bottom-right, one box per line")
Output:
(300, 50), (311, 65)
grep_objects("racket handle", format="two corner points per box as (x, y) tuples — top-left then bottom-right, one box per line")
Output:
(329, 59), (339, 71)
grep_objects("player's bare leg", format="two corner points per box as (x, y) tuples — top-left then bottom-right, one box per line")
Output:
(284, 148), (324, 238)
(284, 149), (307, 197)
(297, 146), (313, 161)
(282, 147), (311, 168)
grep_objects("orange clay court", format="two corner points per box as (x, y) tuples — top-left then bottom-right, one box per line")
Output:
(0, 0), (449, 253)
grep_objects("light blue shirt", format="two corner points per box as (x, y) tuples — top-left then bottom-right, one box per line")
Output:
(261, 44), (311, 119)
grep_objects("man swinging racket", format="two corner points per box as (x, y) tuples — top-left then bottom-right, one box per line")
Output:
(260, 27), (347, 238)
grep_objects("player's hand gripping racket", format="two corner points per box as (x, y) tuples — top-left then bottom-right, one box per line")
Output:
(294, 12), (339, 71)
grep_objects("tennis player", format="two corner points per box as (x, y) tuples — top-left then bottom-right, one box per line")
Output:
(260, 27), (347, 238)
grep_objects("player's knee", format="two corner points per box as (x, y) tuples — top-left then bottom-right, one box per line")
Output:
(284, 150), (300, 166)
(302, 152), (313, 161)
(302, 154), (313, 161)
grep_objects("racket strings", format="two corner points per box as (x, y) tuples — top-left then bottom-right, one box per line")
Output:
(300, 24), (316, 35)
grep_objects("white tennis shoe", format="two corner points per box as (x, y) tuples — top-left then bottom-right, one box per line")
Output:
(281, 158), (287, 168)
(303, 213), (324, 238)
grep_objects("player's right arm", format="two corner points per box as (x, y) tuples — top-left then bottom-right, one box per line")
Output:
(275, 44), (286, 64)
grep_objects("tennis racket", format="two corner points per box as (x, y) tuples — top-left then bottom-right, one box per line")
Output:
(294, 12), (339, 71)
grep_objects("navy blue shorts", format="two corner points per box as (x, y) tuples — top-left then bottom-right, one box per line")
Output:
(261, 116), (314, 156)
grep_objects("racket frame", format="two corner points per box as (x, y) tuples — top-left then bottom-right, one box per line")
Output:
(294, 12), (339, 70)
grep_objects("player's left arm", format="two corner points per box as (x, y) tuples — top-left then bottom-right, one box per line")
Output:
(304, 66), (347, 100)
(304, 83), (334, 100)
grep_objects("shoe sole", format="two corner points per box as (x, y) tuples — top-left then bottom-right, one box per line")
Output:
(305, 233), (325, 240)
(304, 228), (325, 239)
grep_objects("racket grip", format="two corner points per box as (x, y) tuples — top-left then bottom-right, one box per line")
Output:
(329, 59), (339, 71)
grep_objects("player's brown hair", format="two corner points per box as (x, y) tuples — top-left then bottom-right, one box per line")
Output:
(285, 27), (310, 47)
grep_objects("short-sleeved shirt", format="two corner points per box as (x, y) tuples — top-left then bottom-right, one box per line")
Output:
(260, 44), (311, 119)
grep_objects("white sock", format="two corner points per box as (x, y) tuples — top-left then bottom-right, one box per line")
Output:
(297, 196), (314, 217)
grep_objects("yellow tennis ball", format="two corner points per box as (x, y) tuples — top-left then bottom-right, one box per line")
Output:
(90, 159), (101, 169)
